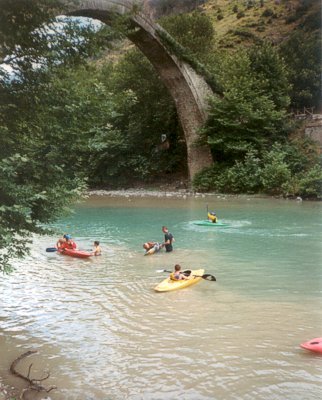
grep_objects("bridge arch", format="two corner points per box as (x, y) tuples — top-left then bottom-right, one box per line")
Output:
(65, 0), (214, 181)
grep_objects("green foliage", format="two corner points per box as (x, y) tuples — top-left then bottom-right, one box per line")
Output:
(217, 11), (224, 21)
(237, 11), (245, 19)
(151, 0), (206, 17)
(203, 43), (290, 163)
(0, 0), (62, 63)
(86, 50), (186, 186)
(260, 144), (292, 194)
(193, 140), (322, 199)
(0, 1), (118, 272)
(157, 12), (223, 93)
(0, 64), (90, 272)
(296, 165), (322, 198)
(192, 165), (222, 192)
(261, 8), (276, 18)
(160, 11), (215, 62)
(280, 30), (321, 110)
(224, 150), (262, 193)
(280, 0), (321, 110)
(248, 42), (290, 109)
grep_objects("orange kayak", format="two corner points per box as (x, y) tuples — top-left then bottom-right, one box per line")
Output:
(300, 338), (322, 354)
(58, 248), (92, 258)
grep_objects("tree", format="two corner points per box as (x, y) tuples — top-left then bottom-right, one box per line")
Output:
(0, 0), (115, 272)
(159, 11), (215, 63)
(87, 50), (186, 186)
(203, 43), (291, 163)
(280, 30), (321, 110)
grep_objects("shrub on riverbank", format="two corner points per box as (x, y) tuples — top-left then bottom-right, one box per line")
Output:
(193, 140), (322, 199)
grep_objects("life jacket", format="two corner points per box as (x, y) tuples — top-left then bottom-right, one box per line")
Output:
(170, 271), (183, 281)
(170, 272), (180, 281)
(208, 212), (217, 223)
(66, 240), (76, 250)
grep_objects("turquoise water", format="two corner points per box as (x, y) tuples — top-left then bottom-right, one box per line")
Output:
(0, 195), (322, 399)
(58, 196), (322, 299)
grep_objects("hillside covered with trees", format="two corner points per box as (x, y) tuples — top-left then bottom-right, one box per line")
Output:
(0, 0), (321, 270)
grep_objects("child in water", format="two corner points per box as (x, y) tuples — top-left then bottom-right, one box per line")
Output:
(143, 241), (163, 254)
(93, 241), (102, 256)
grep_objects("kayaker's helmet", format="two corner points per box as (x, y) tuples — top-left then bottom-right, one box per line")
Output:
(65, 234), (71, 240)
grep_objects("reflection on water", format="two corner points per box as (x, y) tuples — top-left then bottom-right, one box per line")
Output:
(1, 196), (322, 399)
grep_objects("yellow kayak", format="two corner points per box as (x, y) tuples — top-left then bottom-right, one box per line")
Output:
(154, 269), (205, 292)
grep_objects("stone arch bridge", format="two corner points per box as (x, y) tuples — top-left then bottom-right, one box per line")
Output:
(64, 0), (214, 181)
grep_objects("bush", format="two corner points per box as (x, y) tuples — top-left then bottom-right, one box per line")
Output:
(193, 141), (322, 198)
(262, 8), (276, 18)
(217, 12), (224, 21)
(224, 150), (262, 193)
(192, 165), (222, 192)
(297, 165), (322, 198)
(237, 11), (245, 19)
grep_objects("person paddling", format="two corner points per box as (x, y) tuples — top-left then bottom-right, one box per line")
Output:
(170, 264), (190, 280)
(207, 211), (217, 223)
(64, 235), (77, 250)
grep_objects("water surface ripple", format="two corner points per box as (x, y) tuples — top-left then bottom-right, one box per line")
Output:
(1, 196), (322, 399)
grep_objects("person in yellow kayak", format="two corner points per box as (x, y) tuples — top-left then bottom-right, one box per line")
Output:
(170, 264), (191, 280)
(207, 211), (217, 223)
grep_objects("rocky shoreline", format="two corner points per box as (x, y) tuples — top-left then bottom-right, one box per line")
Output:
(88, 188), (274, 200)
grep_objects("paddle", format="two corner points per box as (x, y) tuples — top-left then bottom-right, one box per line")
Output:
(46, 247), (57, 252)
(46, 247), (92, 252)
(157, 269), (216, 281)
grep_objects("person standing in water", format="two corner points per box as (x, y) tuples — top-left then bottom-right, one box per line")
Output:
(162, 226), (174, 252)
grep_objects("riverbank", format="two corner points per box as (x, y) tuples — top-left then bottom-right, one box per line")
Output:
(88, 188), (278, 200)
(0, 381), (19, 400)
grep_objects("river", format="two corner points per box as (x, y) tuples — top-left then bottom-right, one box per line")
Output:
(1, 195), (322, 399)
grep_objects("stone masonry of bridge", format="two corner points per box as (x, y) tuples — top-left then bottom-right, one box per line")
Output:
(64, 0), (214, 182)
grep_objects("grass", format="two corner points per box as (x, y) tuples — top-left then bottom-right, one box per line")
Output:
(201, 0), (318, 47)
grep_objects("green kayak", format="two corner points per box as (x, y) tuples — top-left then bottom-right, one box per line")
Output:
(193, 220), (229, 227)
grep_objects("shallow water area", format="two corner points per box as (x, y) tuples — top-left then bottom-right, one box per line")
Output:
(1, 195), (322, 399)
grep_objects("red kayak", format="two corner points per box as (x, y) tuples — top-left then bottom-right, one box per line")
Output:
(58, 248), (92, 259)
(300, 337), (322, 354)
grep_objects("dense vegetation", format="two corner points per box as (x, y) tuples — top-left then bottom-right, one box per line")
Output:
(0, 0), (321, 272)
(0, 0), (116, 271)
(157, 2), (322, 197)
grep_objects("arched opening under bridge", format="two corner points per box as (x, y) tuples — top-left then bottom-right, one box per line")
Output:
(64, 0), (214, 182)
